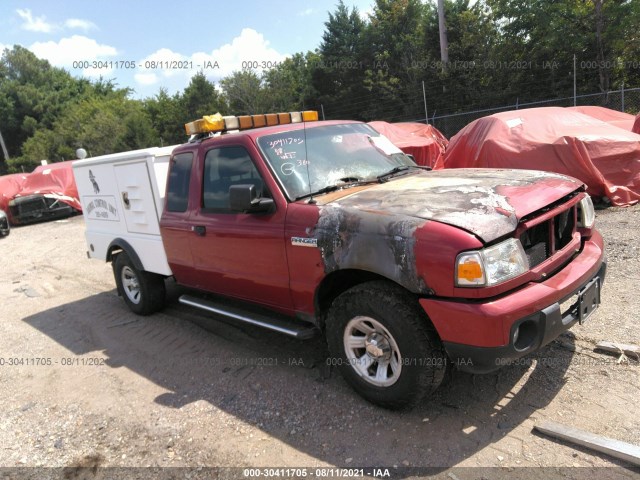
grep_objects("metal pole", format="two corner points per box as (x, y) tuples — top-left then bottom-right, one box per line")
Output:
(422, 81), (428, 124)
(0, 128), (9, 163)
(573, 54), (577, 106)
(320, 104), (325, 121)
(621, 81), (625, 111)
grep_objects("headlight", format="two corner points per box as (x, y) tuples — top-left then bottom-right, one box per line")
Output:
(577, 194), (595, 229)
(456, 238), (529, 287)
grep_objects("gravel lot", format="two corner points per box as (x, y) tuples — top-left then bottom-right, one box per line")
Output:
(0, 206), (638, 479)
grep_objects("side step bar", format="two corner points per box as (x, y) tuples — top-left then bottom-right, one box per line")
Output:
(179, 295), (318, 340)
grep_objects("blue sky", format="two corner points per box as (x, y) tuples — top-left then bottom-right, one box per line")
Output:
(0, 0), (375, 98)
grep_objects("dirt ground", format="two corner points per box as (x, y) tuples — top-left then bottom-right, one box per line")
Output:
(0, 206), (638, 479)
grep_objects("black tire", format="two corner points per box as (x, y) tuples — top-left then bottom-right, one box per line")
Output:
(325, 280), (447, 409)
(113, 252), (165, 315)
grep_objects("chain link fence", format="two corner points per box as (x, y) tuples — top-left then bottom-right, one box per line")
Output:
(429, 88), (640, 138)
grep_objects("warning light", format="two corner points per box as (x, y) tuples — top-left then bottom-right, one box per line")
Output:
(184, 111), (319, 136)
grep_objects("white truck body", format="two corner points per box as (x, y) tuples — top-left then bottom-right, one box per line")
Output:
(72, 146), (177, 276)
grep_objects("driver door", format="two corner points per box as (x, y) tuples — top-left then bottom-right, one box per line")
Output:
(187, 145), (293, 311)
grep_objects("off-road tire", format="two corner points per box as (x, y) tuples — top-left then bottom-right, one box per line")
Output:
(326, 281), (447, 410)
(114, 252), (165, 315)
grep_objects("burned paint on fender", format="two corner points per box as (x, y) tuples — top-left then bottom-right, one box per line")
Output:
(312, 205), (429, 293)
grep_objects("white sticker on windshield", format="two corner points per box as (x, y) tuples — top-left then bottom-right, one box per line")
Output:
(369, 135), (403, 156)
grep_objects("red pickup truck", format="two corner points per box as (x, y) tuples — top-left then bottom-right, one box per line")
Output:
(73, 111), (606, 409)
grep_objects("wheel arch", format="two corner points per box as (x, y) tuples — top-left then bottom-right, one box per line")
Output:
(315, 269), (412, 329)
(106, 238), (144, 271)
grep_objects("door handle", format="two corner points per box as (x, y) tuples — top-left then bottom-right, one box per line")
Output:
(192, 225), (206, 236)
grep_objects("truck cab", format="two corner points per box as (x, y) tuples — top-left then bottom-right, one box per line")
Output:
(74, 111), (605, 409)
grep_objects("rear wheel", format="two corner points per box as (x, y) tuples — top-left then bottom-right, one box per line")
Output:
(326, 281), (447, 409)
(114, 252), (165, 315)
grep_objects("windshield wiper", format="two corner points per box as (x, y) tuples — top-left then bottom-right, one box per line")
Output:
(377, 165), (428, 182)
(295, 184), (340, 201)
(294, 177), (371, 201)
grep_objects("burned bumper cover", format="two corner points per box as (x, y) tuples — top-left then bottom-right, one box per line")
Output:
(420, 232), (606, 374)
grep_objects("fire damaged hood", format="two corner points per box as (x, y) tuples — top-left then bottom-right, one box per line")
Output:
(327, 169), (582, 243)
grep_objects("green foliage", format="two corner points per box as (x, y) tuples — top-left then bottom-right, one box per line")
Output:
(263, 52), (320, 112)
(181, 72), (227, 119)
(312, 1), (369, 119)
(14, 91), (155, 171)
(2, 0), (639, 171)
(144, 74), (227, 146)
(0, 46), (92, 172)
(220, 70), (268, 115)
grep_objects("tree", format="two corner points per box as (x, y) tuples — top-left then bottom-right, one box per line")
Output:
(180, 72), (226, 119)
(14, 91), (156, 171)
(0, 46), (92, 172)
(144, 88), (184, 146)
(486, 0), (640, 98)
(361, 0), (429, 120)
(220, 70), (268, 114)
(263, 52), (320, 112)
(313, 1), (369, 119)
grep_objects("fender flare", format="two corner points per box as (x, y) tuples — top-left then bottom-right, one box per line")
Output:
(106, 238), (145, 271)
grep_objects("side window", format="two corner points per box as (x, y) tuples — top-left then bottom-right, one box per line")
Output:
(166, 153), (193, 213)
(203, 146), (268, 212)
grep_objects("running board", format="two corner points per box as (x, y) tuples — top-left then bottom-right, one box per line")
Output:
(178, 295), (318, 340)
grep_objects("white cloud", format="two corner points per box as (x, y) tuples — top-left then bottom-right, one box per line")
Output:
(16, 9), (97, 35)
(17, 8), (55, 33)
(30, 35), (117, 78)
(135, 28), (288, 89)
(135, 72), (158, 86)
(299, 8), (314, 16)
(64, 18), (97, 32)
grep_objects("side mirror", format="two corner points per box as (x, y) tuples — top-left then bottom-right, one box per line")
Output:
(229, 184), (274, 214)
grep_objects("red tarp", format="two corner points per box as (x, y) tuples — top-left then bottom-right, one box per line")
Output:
(368, 121), (448, 168)
(440, 106), (640, 206)
(0, 173), (28, 212)
(0, 161), (81, 213)
(567, 106), (635, 131)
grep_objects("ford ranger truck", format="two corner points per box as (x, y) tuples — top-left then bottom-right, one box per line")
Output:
(73, 111), (606, 410)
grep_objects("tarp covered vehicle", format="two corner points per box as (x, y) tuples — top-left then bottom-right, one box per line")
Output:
(368, 121), (448, 168)
(567, 106), (635, 131)
(2, 161), (81, 225)
(439, 107), (640, 206)
(0, 173), (28, 214)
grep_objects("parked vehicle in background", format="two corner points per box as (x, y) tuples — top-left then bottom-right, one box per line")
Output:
(440, 106), (640, 207)
(73, 111), (606, 409)
(1, 161), (81, 225)
(0, 210), (9, 237)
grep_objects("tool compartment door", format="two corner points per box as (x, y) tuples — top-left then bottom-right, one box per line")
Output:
(114, 161), (161, 235)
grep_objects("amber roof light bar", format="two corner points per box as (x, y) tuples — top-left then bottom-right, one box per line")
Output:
(185, 110), (319, 136)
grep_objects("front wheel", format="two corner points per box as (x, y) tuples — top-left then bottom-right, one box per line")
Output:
(326, 281), (447, 409)
(113, 252), (165, 315)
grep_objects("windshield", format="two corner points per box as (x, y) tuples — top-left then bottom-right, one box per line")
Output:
(256, 123), (416, 200)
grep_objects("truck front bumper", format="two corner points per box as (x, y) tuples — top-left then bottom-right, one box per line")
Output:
(420, 231), (606, 374)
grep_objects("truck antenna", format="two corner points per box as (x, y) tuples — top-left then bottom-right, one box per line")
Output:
(303, 115), (315, 204)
